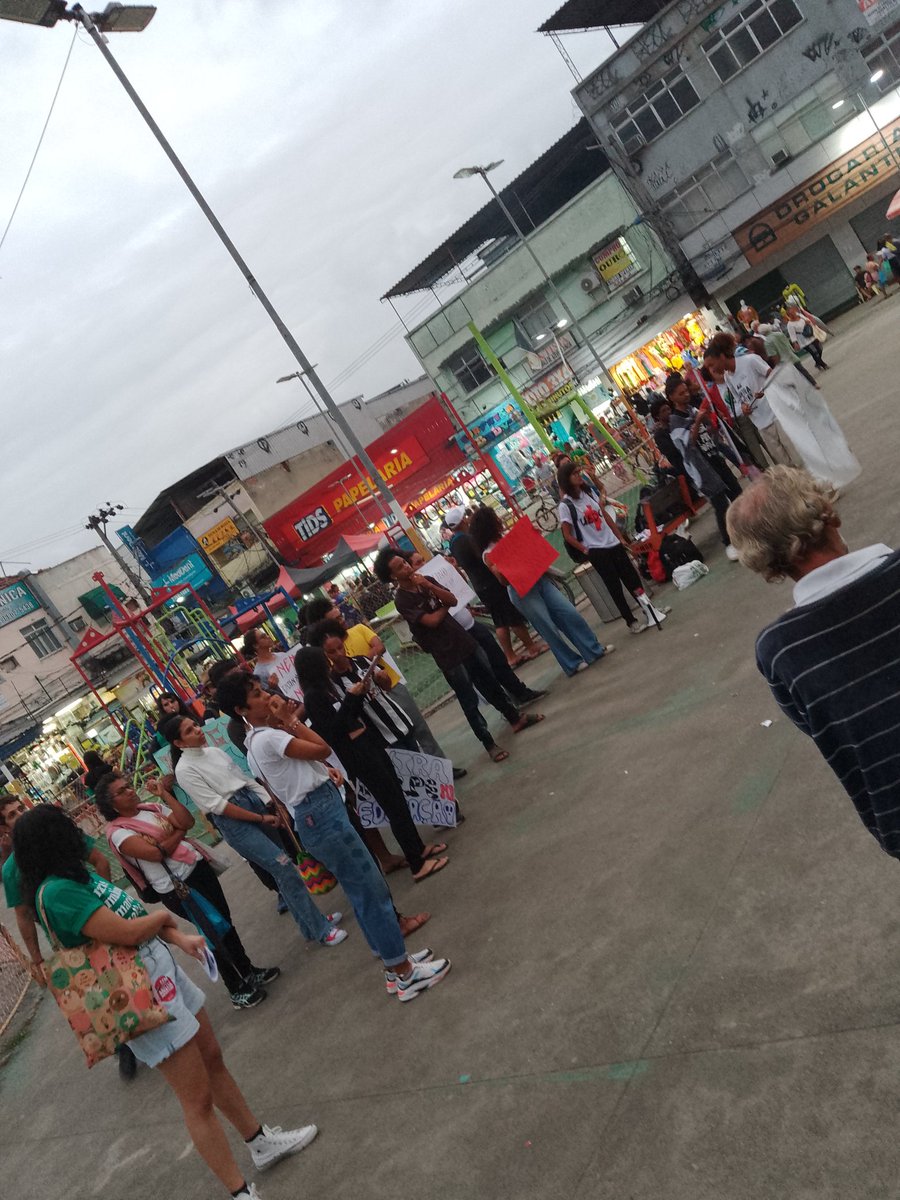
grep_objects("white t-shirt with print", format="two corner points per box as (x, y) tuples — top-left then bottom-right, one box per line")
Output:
(786, 317), (815, 349)
(245, 726), (330, 812)
(724, 353), (774, 430)
(558, 489), (619, 551)
(109, 804), (199, 895)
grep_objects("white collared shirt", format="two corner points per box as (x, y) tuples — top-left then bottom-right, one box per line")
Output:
(793, 544), (892, 607)
(174, 744), (269, 815)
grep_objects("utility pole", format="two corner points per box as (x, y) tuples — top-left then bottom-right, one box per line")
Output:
(197, 483), (282, 570)
(85, 504), (152, 605)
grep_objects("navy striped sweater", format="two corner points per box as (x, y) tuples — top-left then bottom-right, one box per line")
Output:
(756, 550), (900, 858)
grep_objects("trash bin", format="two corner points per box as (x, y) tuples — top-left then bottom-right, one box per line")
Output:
(573, 562), (637, 624)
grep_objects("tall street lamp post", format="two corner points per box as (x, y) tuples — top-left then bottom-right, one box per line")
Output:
(3, 2), (427, 555)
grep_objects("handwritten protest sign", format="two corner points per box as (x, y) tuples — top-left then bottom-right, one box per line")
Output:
(355, 747), (458, 829)
(418, 555), (476, 622)
(268, 648), (305, 701)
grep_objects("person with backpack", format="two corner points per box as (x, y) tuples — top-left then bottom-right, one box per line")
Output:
(557, 460), (670, 635)
(94, 771), (278, 1010)
(466, 506), (609, 678)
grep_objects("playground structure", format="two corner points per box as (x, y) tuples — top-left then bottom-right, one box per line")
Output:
(69, 571), (238, 790)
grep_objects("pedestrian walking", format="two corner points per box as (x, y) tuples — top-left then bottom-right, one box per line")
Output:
(216, 671), (452, 1001)
(13, 804), (317, 1200)
(95, 772), (278, 1009)
(785, 305), (828, 371)
(160, 714), (347, 948)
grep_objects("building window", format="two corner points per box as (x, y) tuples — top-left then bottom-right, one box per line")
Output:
(702, 0), (803, 84)
(515, 297), (560, 345)
(612, 68), (700, 154)
(863, 20), (900, 92)
(20, 618), (62, 660)
(0, 655), (18, 672)
(445, 343), (494, 394)
(661, 153), (750, 235)
(751, 74), (857, 166)
(69, 616), (86, 633)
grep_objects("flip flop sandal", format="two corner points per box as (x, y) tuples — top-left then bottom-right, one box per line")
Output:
(399, 913), (431, 936)
(413, 856), (449, 883)
(422, 843), (448, 860)
(514, 713), (545, 733)
(489, 745), (510, 763)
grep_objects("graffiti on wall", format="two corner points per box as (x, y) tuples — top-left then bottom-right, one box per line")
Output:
(802, 33), (839, 62)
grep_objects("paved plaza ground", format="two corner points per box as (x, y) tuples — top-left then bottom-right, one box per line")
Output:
(4, 298), (900, 1199)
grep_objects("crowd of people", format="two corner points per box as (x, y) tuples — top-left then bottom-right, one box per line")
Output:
(0, 299), (875, 1199)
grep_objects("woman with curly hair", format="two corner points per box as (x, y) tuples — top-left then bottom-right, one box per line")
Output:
(13, 804), (317, 1199)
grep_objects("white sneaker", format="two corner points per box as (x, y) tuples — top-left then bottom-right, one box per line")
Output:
(725, 545), (740, 561)
(385, 948), (434, 994)
(233, 1184), (262, 1199)
(395, 957), (451, 1002)
(249, 1123), (318, 1171)
(628, 622), (646, 635)
(326, 911), (342, 924)
(321, 926), (348, 946)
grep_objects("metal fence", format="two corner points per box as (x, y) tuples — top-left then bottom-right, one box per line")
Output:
(0, 925), (32, 1040)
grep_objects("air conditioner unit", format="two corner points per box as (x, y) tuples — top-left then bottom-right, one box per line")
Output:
(771, 148), (792, 168)
(622, 285), (644, 308)
(580, 272), (602, 293)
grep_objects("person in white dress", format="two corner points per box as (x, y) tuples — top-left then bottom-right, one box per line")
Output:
(761, 363), (860, 489)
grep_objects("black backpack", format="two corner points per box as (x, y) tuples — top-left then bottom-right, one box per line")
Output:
(658, 533), (704, 580)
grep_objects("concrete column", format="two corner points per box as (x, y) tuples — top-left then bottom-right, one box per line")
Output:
(829, 220), (869, 274)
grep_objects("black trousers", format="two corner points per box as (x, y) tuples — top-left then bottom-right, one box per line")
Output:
(467, 619), (532, 702)
(347, 729), (426, 873)
(160, 859), (254, 994)
(805, 338), (826, 368)
(443, 646), (520, 750)
(587, 544), (643, 626)
(708, 453), (743, 500)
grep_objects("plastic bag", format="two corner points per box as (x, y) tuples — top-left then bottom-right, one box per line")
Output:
(672, 561), (709, 590)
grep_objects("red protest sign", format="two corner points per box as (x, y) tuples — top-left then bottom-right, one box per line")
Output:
(486, 516), (558, 596)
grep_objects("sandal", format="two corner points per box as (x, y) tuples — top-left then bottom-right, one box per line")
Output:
(413, 856), (449, 883)
(382, 857), (408, 875)
(398, 912), (431, 937)
(489, 744), (510, 763)
(422, 842), (448, 860)
(512, 712), (545, 734)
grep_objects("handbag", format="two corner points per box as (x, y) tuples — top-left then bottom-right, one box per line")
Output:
(296, 851), (338, 895)
(38, 884), (171, 1069)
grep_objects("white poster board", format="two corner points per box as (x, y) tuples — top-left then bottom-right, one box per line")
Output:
(418, 556), (476, 623)
(355, 747), (458, 829)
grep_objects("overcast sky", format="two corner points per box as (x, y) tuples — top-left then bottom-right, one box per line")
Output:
(0, 1), (619, 568)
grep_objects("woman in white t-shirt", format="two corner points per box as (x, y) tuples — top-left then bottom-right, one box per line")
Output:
(558, 461), (669, 634)
(95, 772), (277, 1009)
(786, 305), (828, 371)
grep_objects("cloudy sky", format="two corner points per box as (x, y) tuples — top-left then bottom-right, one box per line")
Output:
(0, 1), (618, 568)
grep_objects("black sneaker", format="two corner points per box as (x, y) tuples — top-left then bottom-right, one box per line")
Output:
(230, 986), (267, 1010)
(249, 965), (281, 987)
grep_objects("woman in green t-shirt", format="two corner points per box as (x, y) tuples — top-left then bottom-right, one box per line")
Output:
(14, 805), (318, 1200)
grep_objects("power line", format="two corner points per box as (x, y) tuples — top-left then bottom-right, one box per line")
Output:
(0, 27), (78, 257)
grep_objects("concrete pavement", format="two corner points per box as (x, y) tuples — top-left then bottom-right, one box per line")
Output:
(4, 298), (900, 1199)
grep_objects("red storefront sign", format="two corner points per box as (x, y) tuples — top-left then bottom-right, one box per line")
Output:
(406, 466), (479, 515)
(264, 397), (467, 564)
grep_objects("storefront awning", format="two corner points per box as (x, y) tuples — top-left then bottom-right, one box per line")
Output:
(0, 720), (42, 760)
(77, 583), (126, 620)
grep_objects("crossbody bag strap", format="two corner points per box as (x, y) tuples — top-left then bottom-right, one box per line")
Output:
(36, 882), (61, 953)
(563, 498), (583, 541)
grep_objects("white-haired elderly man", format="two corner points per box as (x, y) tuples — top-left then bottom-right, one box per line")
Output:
(727, 466), (900, 859)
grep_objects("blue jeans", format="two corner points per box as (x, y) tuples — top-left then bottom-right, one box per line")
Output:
(215, 786), (331, 943)
(293, 781), (407, 968)
(509, 574), (605, 676)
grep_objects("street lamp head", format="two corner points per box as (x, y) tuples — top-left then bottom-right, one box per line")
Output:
(91, 3), (156, 32)
(276, 373), (298, 384)
(0, 0), (66, 24)
(453, 159), (504, 180)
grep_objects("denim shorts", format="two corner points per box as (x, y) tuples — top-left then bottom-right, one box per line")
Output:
(127, 938), (206, 1069)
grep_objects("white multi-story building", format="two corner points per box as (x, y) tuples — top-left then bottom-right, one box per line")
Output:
(559, 0), (900, 317)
